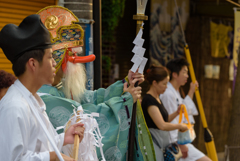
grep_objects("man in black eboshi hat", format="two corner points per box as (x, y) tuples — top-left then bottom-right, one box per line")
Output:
(0, 14), (85, 161)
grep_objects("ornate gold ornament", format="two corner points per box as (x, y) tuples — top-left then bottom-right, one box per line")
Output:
(50, 24), (84, 44)
(68, 50), (73, 56)
(45, 15), (59, 30)
(64, 44), (69, 49)
(73, 40), (83, 46)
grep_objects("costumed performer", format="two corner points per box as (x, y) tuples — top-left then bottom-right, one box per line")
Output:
(37, 6), (149, 161)
(0, 14), (85, 161)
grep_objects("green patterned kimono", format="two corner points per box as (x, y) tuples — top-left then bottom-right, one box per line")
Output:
(38, 79), (155, 161)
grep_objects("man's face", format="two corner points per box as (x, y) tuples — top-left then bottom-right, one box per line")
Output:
(175, 65), (189, 86)
(38, 48), (56, 85)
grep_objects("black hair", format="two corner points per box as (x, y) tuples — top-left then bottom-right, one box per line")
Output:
(166, 58), (189, 80)
(12, 49), (45, 77)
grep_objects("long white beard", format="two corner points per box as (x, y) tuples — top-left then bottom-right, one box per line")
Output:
(63, 62), (86, 102)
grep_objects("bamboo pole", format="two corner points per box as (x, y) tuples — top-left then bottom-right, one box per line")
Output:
(73, 135), (80, 160)
(184, 45), (218, 161)
(226, 0), (240, 7)
(127, 7), (148, 161)
(73, 113), (81, 160)
(173, 0), (218, 160)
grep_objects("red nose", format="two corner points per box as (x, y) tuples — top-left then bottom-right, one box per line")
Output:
(68, 54), (96, 63)
(61, 49), (96, 72)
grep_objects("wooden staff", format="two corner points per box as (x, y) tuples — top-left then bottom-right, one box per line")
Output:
(73, 111), (81, 160)
(226, 0), (240, 7)
(73, 133), (80, 160)
(128, 1), (148, 160)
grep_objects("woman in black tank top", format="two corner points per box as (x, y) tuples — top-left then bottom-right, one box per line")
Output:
(141, 65), (188, 161)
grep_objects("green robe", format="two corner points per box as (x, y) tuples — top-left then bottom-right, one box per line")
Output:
(38, 79), (155, 161)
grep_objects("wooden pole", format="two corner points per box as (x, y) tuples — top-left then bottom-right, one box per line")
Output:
(184, 45), (218, 161)
(226, 0), (240, 7)
(127, 13), (148, 161)
(73, 135), (80, 160)
(173, 0), (218, 160)
(73, 114), (81, 160)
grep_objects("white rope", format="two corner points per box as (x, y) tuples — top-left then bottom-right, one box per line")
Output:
(63, 105), (106, 161)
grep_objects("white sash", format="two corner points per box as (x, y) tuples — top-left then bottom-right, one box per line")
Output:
(63, 105), (106, 161)
(167, 83), (188, 123)
(14, 81), (64, 161)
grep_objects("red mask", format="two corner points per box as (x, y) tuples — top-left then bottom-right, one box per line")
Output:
(61, 48), (96, 72)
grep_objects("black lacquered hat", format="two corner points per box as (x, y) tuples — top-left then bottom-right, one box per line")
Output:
(0, 14), (52, 64)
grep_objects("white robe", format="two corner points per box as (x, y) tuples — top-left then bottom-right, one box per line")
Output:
(0, 80), (64, 161)
(160, 82), (205, 161)
(160, 82), (198, 142)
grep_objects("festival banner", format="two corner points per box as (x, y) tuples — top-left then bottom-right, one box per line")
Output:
(150, 0), (189, 66)
(233, 8), (240, 67)
(210, 22), (232, 58)
(233, 8), (240, 92)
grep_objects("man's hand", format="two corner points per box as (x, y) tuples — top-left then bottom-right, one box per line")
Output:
(63, 123), (85, 146)
(128, 69), (144, 85)
(188, 81), (199, 99)
(189, 81), (199, 93)
(123, 79), (142, 103)
(57, 153), (76, 161)
(179, 144), (188, 159)
(75, 126), (85, 143)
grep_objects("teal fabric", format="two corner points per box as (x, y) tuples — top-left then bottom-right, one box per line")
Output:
(38, 80), (135, 160)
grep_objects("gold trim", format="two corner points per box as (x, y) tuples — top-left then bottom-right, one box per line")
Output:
(133, 14), (148, 21)
(54, 81), (63, 90)
(37, 6), (84, 41)
(68, 51), (73, 56)
(73, 40), (83, 46)
(55, 48), (67, 73)
(45, 15), (59, 30)
(50, 24), (84, 44)
(64, 44), (69, 49)
(37, 5), (79, 23)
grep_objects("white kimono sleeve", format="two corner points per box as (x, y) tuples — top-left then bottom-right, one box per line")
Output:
(0, 102), (50, 161)
(160, 90), (178, 117)
(183, 95), (198, 116)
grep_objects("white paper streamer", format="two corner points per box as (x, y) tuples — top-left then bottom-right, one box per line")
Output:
(133, 38), (145, 46)
(130, 23), (148, 74)
(62, 105), (106, 161)
(138, 57), (148, 74)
